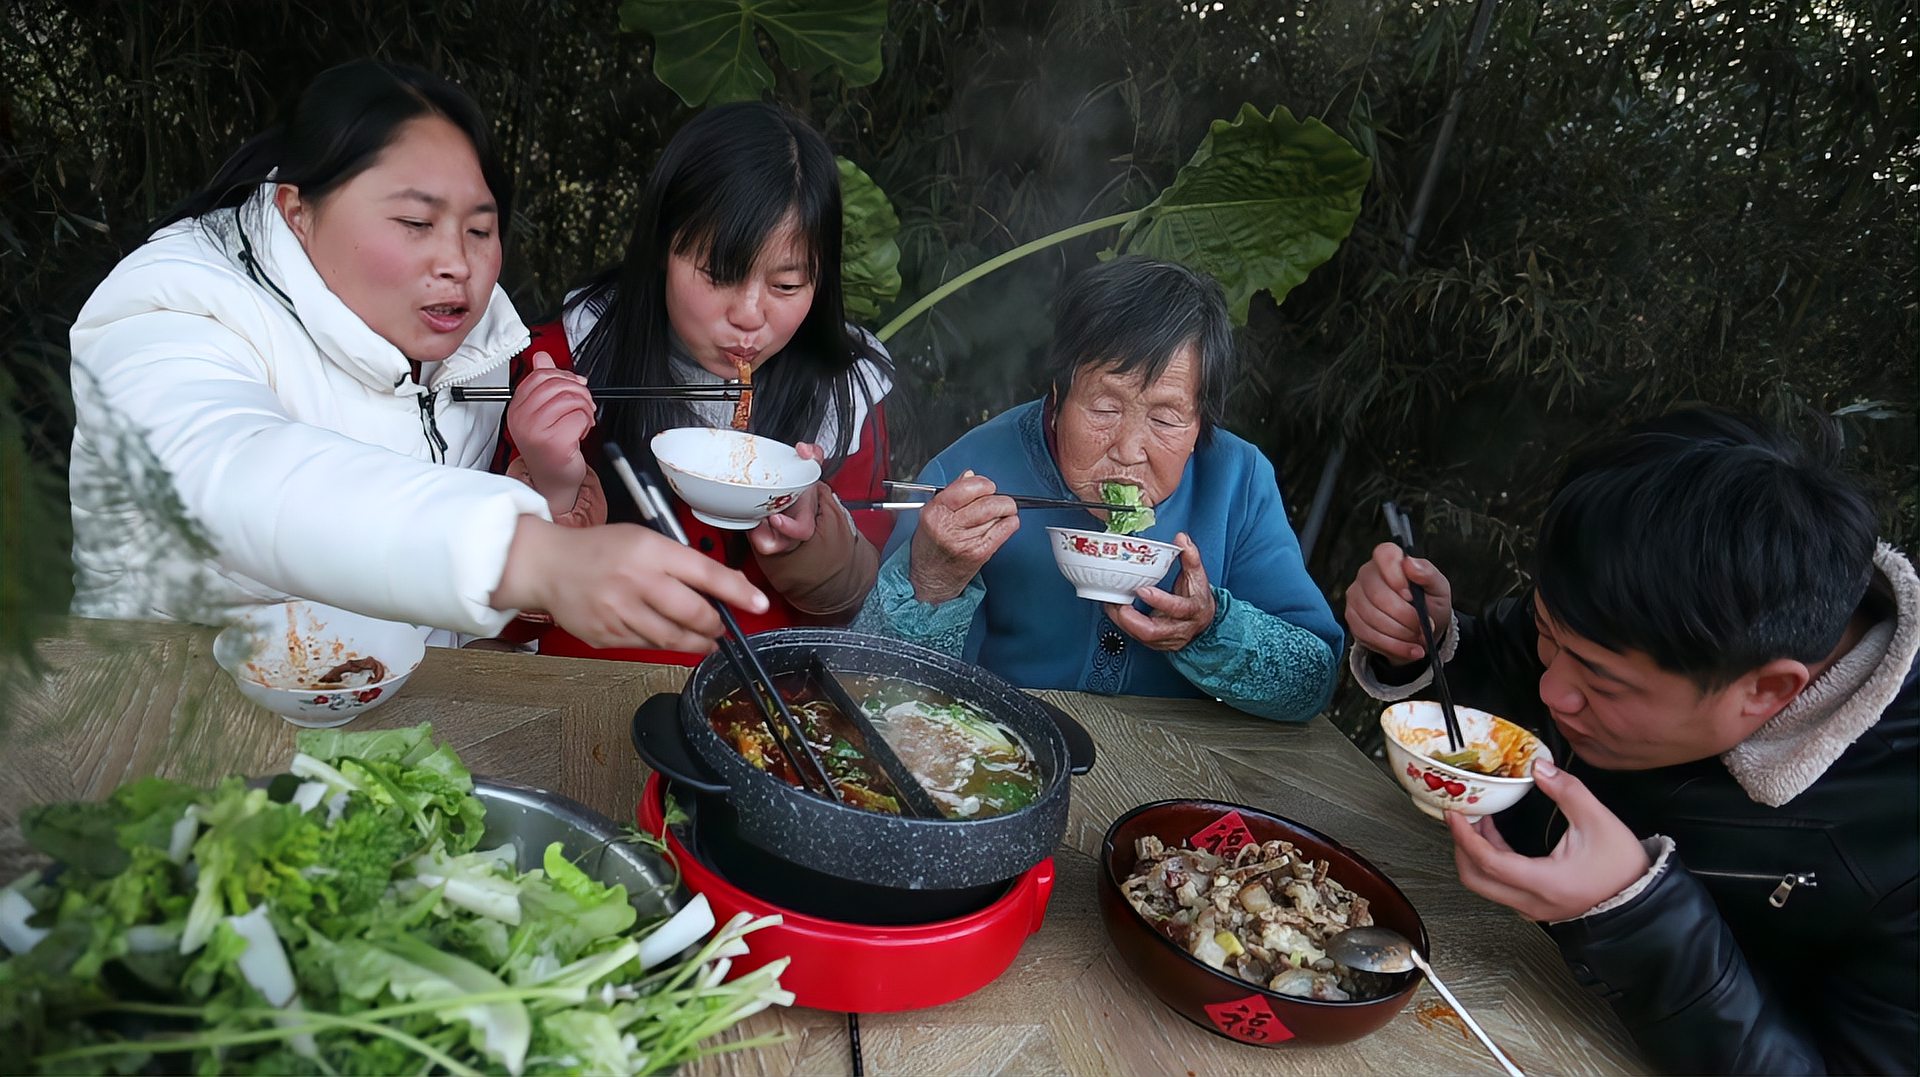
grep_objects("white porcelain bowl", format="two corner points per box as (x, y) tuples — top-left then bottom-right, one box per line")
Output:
(1045, 526), (1180, 604)
(650, 428), (822, 530)
(1380, 700), (1552, 820)
(212, 600), (426, 728)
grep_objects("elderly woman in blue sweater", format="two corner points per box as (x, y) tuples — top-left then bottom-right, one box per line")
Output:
(853, 257), (1341, 720)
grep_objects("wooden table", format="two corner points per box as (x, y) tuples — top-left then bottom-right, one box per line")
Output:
(1, 619), (1643, 1074)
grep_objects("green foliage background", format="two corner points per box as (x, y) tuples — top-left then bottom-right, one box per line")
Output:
(3, 0), (1914, 745)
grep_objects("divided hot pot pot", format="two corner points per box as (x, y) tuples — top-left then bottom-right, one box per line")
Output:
(631, 629), (1096, 922)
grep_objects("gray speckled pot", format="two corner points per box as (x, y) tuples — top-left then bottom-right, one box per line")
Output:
(634, 629), (1095, 890)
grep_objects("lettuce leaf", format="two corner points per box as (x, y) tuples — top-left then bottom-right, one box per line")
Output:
(1100, 481), (1157, 535)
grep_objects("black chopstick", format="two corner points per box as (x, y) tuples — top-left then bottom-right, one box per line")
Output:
(452, 384), (745, 402)
(1383, 501), (1466, 754)
(604, 442), (841, 801)
(878, 480), (1113, 513)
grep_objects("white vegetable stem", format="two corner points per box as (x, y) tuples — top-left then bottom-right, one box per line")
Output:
(637, 893), (715, 969)
(290, 781), (330, 813)
(0, 887), (49, 954)
(227, 904), (298, 1007)
(167, 807), (199, 863)
(289, 752), (361, 797)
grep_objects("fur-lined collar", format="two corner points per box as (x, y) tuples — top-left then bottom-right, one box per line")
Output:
(1722, 543), (1920, 806)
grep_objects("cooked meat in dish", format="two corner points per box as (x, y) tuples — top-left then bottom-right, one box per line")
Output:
(315, 656), (387, 687)
(1121, 835), (1392, 1001)
(730, 358), (754, 430)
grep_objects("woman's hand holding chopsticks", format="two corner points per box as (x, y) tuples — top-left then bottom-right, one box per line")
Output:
(505, 352), (597, 515)
(907, 471), (1020, 604)
(748, 441), (828, 557)
(491, 518), (768, 653)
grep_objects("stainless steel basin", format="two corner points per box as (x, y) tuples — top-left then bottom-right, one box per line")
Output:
(473, 777), (681, 920)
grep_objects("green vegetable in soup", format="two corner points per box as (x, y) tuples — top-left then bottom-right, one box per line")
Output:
(1101, 481), (1156, 535)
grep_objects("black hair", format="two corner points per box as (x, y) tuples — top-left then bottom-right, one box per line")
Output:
(156, 59), (512, 238)
(1045, 256), (1235, 444)
(566, 102), (887, 470)
(1534, 407), (1878, 687)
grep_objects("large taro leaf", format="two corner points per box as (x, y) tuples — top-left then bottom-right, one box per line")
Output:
(618, 0), (887, 108)
(1112, 104), (1372, 324)
(838, 157), (901, 323)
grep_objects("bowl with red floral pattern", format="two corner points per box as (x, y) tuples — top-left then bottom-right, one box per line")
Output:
(1045, 526), (1179, 603)
(1380, 700), (1551, 820)
(213, 600), (426, 729)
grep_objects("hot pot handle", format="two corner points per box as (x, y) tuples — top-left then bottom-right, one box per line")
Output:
(1037, 699), (1097, 775)
(630, 693), (730, 794)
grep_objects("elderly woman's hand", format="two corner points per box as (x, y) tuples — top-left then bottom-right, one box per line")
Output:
(1105, 533), (1217, 651)
(909, 471), (1019, 604)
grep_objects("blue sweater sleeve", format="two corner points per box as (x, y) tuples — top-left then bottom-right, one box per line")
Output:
(1166, 448), (1342, 720)
(1168, 586), (1337, 722)
(851, 542), (985, 658)
(852, 457), (986, 656)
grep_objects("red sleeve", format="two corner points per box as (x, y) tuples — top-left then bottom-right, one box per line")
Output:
(489, 320), (581, 645)
(829, 400), (894, 550)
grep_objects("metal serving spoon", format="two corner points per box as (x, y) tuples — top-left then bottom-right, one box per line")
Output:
(1327, 926), (1524, 1076)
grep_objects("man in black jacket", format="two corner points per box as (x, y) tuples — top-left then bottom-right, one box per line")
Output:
(1344, 409), (1918, 1074)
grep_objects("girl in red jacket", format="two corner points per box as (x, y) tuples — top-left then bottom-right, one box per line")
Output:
(496, 102), (893, 663)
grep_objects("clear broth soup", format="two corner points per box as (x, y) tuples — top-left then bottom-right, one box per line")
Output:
(843, 675), (1043, 819)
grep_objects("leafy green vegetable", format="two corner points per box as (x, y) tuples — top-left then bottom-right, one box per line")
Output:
(982, 780), (1036, 811)
(1, 724), (791, 1075)
(21, 801), (128, 877)
(1100, 481), (1157, 536)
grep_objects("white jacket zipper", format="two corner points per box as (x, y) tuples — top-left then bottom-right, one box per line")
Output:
(1691, 869), (1817, 908)
(416, 388), (449, 464)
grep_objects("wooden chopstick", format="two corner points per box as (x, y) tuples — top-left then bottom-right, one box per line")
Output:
(452, 384), (745, 402)
(605, 443), (841, 801)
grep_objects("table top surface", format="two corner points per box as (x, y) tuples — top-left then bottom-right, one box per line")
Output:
(1, 618), (1641, 1074)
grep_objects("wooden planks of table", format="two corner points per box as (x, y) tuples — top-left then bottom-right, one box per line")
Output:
(0, 619), (1643, 1074)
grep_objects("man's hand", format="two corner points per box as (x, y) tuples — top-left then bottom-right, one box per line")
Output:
(1345, 541), (1454, 665)
(1105, 532), (1217, 651)
(908, 471), (1019, 604)
(749, 442), (826, 557)
(505, 351), (596, 514)
(1448, 760), (1653, 922)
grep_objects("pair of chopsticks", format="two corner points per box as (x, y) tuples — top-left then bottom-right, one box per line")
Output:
(605, 441), (840, 802)
(844, 479), (1113, 513)
(451, 384), (745, 403)
(1383, 501), (1466, 754)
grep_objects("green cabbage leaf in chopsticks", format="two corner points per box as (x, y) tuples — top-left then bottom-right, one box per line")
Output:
(1100, 481), (1157, 536)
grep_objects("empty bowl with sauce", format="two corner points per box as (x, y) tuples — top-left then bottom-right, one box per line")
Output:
(650, 428), (821, 530)
(212, 600), (426, 727)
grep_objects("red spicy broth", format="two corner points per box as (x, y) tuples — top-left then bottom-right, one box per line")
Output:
(706, 673), (903, 814)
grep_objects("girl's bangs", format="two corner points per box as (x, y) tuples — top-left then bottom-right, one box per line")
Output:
(669, 190), (824, 286)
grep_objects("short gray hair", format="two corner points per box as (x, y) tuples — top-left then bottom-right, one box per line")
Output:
(1046, 257), (1235, 443)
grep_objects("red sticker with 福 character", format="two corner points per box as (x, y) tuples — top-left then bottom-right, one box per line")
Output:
(1204, 994), (1294, 1044)
(1189, 811), (1256, 858)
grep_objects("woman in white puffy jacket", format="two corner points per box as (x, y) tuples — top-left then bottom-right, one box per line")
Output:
(68, 60), (767, 650)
